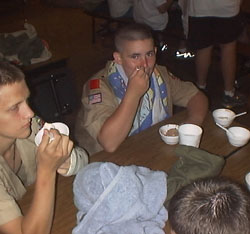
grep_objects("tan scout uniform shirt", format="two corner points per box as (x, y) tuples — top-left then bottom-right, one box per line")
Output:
(0, 118), (39, 225)
(75, 61), (198, 155)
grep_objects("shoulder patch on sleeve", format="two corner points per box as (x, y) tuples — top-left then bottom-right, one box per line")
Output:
(88, 93), (102, 104)
(89, 79), (100, 89)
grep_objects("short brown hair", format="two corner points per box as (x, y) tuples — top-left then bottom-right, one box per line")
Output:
(0, 61), (24, 86)
(168, 177), (250, 234)
(114, 23), (154, 52)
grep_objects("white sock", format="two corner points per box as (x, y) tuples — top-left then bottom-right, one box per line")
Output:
(197, 83), (206, 90)
(178, 48), (187, 53)
(224, 89), (235, 97)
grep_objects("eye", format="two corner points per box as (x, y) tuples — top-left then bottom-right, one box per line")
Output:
(9, 104), (19, 112)
(147, 51), (155, 57)
(131, 54), (140, 59)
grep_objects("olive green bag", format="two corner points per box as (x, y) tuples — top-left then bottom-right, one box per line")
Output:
(165, 145), (225, 207)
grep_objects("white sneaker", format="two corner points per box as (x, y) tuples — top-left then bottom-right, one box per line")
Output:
(175, 51), (195, 59)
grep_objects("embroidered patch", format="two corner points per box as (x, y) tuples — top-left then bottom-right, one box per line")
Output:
(90, 79), (100, 89)
(89, 93), (102, 104)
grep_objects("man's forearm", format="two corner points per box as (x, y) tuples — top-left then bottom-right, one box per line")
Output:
(186, 91), (208, 125)
(98, 94), (141, 152)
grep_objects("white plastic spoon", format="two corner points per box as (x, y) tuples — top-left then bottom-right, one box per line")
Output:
(234, 111), (247, 118)
(216, 122), (236, 137)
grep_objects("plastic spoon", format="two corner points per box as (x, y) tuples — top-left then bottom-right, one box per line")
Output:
(234, 111), (247, 118)
(216, 123), (236, 137)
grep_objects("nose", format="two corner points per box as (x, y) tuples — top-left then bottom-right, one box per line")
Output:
(141, 56), (149, 68)
(23, 102), (34, 119)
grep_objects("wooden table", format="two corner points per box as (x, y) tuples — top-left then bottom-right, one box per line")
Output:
(221, 142), (250, 183)
(18, 111), (250, 234)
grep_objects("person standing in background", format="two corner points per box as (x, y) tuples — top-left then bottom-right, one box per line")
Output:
(188, 0), (246, 108)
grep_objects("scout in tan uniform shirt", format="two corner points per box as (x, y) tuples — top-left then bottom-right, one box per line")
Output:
(0, 61), (88, 234)
(75, 23), (208, 155)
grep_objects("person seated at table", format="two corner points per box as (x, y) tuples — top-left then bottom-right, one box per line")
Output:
(0, 61), (88, 234)
(168, 177), (250, 234)
(75, 23), (208, 155)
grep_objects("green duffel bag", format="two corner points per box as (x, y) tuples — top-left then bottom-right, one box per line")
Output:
(165, 145), (225, 207)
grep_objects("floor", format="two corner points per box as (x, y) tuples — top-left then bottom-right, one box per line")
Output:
(1, 1), (250, 138)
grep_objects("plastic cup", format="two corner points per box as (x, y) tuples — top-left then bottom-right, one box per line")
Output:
(178, 124), (203, 148)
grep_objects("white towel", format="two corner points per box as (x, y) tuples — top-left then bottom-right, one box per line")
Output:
(73, 162), (168, 234)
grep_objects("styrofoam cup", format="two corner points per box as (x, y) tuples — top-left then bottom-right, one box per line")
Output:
(35, 122), (69, 146)
(178, 124), (203, 148)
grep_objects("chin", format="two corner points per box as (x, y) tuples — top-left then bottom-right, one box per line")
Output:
(19, 128), (32, 139)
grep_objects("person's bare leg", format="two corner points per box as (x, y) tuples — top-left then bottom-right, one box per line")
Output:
(220, 40), (246, 107)
(195, 45), (213, 88)
(220, 40), (237, 92)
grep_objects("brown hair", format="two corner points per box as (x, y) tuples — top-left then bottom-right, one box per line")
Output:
(168, 177), (250, 234)
(0, 61), (24, 86)
(114, 23), (154, 52)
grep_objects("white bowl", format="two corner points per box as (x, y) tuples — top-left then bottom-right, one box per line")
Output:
(245, 172), (250, 191)
(212, 108), (235, 127)
(159, 124), (179, 145)
(226, 126), (250, 147)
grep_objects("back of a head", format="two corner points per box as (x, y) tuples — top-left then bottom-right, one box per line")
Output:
(0, 61), (24, 86)
(168, 177), (250, 234)
(114, 23), (154, 52)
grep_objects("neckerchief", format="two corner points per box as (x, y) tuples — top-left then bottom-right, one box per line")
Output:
(108, 62), (169, 135)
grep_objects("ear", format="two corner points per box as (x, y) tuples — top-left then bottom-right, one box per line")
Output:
(113, 51), (122, 65)
(170, 229), (176, 234)
(154, 46), (157, 54)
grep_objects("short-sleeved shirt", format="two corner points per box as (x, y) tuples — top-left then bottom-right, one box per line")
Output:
(0, 118), (40, 225)
(75, 61), (198, 155)
(108, 0), (133, 18)
(188, 0), (241, 17)
(133, 0), (168, 31)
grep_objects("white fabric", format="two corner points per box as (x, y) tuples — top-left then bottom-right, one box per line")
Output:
(152, 74), (167, 124)
(73, 162), (168, 234)
(108, 0), (133, 18)
(133, 0), (168, 31)
(188, 0), (241, 17)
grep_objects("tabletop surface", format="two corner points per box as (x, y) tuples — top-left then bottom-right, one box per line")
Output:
(18, 111), (250, 234)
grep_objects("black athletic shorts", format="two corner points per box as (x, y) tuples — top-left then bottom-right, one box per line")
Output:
(188, 14), (243, 50)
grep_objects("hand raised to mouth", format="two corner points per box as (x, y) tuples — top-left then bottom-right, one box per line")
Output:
(126, 66), (150, 98)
